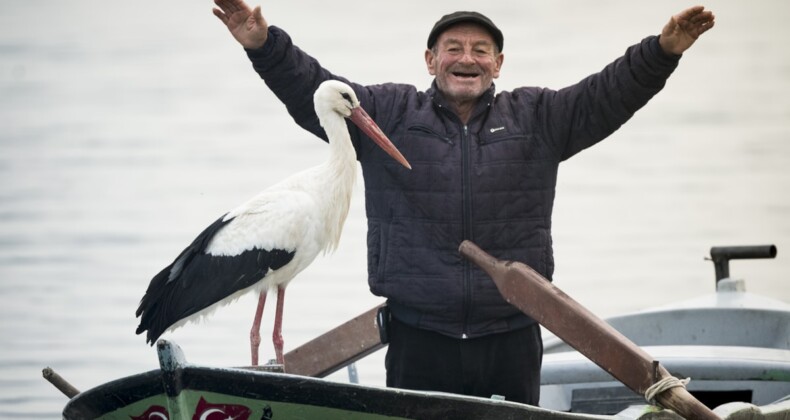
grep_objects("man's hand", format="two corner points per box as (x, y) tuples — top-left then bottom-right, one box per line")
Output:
(659, 6), (715, 56)
(213, 0), (268, 50)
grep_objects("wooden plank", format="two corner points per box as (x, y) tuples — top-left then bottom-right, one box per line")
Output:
(459, 240), (720, 420)
(283, 304), (386, 378)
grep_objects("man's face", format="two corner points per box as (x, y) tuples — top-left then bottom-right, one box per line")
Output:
(425, 22), (503, 105)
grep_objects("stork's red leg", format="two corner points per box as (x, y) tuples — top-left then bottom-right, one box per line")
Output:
(250, 290), (267, 366)
(273, 286), (286, 365)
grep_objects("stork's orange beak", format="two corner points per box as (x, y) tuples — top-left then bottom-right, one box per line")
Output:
(350, 107), (411, 170)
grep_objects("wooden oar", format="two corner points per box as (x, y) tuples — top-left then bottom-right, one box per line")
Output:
(459, 240), (720, 420)
(282, 304), (386, 377)
(42, 367), (80, 398)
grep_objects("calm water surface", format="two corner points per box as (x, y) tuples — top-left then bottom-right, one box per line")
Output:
(1, 1), (789, 417)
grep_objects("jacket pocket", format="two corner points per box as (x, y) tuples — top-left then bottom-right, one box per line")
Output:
(478, 130), (555, 164)
(479, 131), (530, 146)
(407, 124), (454, 145)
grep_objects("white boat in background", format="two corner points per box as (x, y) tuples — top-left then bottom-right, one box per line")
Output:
(540, 245), (790, 417)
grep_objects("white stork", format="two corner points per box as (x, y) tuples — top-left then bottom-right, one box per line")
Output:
(135, 80), (410, 367)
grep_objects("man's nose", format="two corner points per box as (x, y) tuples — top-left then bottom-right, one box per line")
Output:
(458, 50), (475, 64)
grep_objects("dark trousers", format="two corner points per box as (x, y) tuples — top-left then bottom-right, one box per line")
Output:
(384, 316), (542, 405)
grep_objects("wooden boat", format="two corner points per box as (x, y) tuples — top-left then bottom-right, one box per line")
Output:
(49, 244), (790, 419)
(60, 340), (605, 420)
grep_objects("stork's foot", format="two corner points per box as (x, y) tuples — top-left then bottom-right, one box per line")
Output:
(241, 360), (284, 373)
(273, 336), (284, 366)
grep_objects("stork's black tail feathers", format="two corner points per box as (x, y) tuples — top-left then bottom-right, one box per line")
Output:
(135, 213), (296, 345)
(135, 214), (232, 345)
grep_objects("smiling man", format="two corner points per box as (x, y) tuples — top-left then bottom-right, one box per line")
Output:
(213, 1), (715, 405)
(425, 12), (504, 123)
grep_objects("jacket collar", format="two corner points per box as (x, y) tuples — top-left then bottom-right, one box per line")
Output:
(427, 81), (496, 123)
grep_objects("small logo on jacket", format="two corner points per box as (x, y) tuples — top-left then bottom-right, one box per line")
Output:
(489, 126), (505, 133)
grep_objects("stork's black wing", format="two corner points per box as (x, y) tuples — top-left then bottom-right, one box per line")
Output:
(135, 214), (294, 344)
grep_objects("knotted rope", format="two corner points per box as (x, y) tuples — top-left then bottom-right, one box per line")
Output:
(645, 375), (691, 404)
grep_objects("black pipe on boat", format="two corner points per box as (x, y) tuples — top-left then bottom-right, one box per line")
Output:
(709, 244), (777, 283)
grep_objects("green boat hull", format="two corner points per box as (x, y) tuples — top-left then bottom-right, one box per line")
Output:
(63, 340), (601, 420)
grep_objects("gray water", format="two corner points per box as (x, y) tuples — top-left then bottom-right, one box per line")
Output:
(1, 1), (789, 418)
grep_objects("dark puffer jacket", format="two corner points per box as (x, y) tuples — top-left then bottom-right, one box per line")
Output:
(247, 26), (680, 339)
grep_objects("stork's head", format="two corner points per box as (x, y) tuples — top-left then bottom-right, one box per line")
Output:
(314, 80), (411, 169)
(314, 80), (360, 119)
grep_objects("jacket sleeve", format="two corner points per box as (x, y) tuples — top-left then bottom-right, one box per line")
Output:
(535, 35), (681, 161)
(244, 26), (414, 161)
(244, 26), (354, 143)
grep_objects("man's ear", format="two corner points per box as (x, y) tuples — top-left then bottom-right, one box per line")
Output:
(493, 53), (504, 79)
(425, 48), (437, 76)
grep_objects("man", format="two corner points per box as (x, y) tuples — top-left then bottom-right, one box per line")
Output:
(213, 1), (714, 405)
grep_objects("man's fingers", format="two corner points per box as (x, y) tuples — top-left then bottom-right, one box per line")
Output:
(253, 5), (264, 25)
(677, 6), (714, 28)
(698, 20), (715, 34)
(214, 0), (248, 14)
(214, 0), (231, 13)
(216, 0), (236, 13)
(212, 8), (229, 25)
(677, 5), (705, 20)
(686, 12), (715, 37)
(228, 0), (251, 13)
(672, 6), (714, 38)
(688, 11), (714, 25)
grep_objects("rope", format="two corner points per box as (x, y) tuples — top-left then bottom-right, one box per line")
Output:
(645, 376), (691, 404)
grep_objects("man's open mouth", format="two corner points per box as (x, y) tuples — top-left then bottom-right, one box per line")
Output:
(452, 71), (479, 79)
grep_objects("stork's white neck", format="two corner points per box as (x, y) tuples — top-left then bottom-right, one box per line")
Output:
(323, 116), (357, 172)
(315, 113), (357, 253)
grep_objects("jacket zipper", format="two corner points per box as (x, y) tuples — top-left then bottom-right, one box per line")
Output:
(433, 97), (476, 339)
(461, 124), (472, 339)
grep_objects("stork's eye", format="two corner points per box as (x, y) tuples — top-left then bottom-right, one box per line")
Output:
(341, 92), (352, 103)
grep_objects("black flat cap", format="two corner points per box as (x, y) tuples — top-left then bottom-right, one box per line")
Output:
(427, 11), (504, 52)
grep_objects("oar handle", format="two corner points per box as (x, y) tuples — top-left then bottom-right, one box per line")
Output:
(42, 367), (80, 399)
(459, 240), (721, 420)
